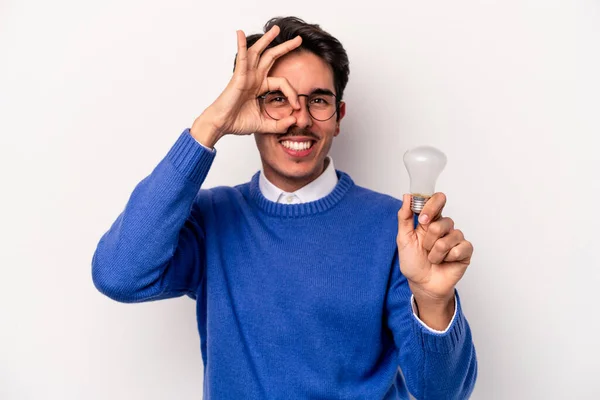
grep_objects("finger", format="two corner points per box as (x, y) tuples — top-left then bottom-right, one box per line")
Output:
(233, 30), (248, 76)
(262, 77), (300, 109)
(418, 192), (447, 225)
(397, 194), (415, 248)
(427, 229), (464, 264)
(422, 217), (455, 251)
(442, 240), (473, 264)
(257, 35), (303, 74)
(259, 115), (297, 134)
(247, 25), (281, 68)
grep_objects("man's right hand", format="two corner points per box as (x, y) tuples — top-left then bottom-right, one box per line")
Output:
(190, 25), (303, 148)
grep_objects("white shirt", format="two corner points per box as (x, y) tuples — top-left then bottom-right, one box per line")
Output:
(259, 157), (338, 204)
(194, 136), (456, 333)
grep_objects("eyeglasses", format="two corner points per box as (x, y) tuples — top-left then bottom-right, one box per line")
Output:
(257, 90), (339, 122)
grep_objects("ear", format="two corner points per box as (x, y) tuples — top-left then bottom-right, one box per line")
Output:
(334, 101), (346, 137)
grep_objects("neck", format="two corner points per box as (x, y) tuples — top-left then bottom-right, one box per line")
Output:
(263, 159), (329, 193)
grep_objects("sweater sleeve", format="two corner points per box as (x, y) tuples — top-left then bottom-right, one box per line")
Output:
(385, 251), (478, 399)
(91, 128), (216, 303)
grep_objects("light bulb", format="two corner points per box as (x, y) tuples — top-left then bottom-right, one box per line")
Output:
(403, 145), (447, 214)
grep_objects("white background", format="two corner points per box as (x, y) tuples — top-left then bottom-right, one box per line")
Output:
(1, 0), (599, 398)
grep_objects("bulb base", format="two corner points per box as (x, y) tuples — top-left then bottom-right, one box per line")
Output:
(411, 195), (430, 214)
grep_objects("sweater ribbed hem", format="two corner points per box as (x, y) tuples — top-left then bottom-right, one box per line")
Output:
(248, 170), (354, 217)
(165, 128), (216, 185)
(412, 290), (467, 354)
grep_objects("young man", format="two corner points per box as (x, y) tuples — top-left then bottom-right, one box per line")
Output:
(92, 16), (477, 399)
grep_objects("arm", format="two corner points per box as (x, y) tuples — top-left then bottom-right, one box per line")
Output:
(91, 128), (216, 303)
(385, 253), (478, 399)
(91, 27), (304, 303)
(392, 193), (478, 398)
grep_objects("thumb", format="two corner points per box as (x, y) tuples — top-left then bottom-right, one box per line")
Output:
(397, 194), (415, 247)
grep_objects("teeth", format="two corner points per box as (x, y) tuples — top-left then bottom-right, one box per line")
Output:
(281, 140), (313, 151)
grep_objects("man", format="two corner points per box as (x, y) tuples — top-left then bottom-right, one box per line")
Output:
(92, 16), (477, 399)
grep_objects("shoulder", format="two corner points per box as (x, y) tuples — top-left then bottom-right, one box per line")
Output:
(336, 173), (404, 231)
(346, 179), (403, 215)
(338, 174), (402, 253)
(191, 181), (252, 212)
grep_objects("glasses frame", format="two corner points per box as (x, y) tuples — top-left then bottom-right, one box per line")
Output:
(256, 90), (340, 122)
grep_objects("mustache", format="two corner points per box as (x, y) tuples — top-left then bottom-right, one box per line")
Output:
(277, 128), (319, 140)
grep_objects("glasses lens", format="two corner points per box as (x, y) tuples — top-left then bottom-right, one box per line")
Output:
(307, 93), (337, 121)
(262, 92), (292, 120)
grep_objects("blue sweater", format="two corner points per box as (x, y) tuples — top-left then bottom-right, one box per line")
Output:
(92, 128), (477, 399)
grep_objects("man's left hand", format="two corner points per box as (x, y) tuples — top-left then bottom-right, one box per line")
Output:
(397, 193), (473, 310)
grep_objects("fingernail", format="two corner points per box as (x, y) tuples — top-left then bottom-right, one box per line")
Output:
(419, 214), (429, 224)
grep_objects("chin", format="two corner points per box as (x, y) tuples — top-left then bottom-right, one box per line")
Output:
(265, 156), (327, 184)
(275, 162), (318, 180)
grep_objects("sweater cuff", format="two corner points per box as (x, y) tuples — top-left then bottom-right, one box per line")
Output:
(165, 128), (216, 185)
(411, 289), (467, 354)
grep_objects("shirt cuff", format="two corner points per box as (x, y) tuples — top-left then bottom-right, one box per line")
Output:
(411, 293), (457, 334)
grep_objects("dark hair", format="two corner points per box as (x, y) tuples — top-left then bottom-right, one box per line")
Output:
(238, 16), (350, 112)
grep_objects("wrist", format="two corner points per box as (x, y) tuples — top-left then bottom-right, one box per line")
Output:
(190, 114), (224, 149)
(410, 284), (455, 330)
(409, 282), (454, 305)
(413, 294), (454, 316)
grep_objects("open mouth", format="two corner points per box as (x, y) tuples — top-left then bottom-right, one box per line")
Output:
(277, 137), (318, 157)
(279, 139), (316, 151)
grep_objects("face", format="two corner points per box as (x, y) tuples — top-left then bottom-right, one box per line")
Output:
(254, 50), (346, 193)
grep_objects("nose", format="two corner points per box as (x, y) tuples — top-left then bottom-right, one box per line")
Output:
(291, 95), (312, 129)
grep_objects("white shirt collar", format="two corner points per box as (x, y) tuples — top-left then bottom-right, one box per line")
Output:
(258, 157), (338, 204)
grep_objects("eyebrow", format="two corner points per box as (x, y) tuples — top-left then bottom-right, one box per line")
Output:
(310, 88), (336, 97)
(264, 88), (336, 97)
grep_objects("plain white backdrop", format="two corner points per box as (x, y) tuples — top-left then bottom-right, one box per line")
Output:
(1, 0), (599, 398)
